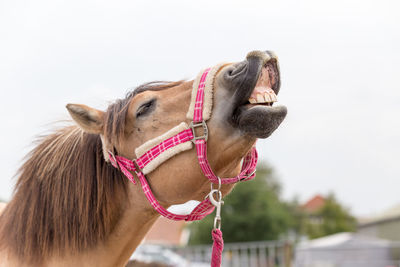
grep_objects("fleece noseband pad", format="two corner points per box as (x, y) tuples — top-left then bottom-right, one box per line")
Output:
(135, 122), (193, 175)
(186, 63), (226, 121)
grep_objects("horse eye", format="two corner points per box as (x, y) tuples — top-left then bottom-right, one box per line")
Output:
(136, 99), (156, 118)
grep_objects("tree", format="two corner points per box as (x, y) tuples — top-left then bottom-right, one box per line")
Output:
(303, 193), (357, 239)
(188, 163), (293, 245)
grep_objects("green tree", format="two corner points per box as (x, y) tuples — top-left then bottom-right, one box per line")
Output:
(188, 163), (293, 245)
(286, 197), (308, 241)
(304, 193), (357, 239)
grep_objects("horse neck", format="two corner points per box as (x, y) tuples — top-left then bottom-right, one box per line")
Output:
(1, 179), (160, 267)
(48, 197), (160, 267)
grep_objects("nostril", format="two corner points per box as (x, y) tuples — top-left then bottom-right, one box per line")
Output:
(229, 62), (247, 77)
(230, 68), (240, 76)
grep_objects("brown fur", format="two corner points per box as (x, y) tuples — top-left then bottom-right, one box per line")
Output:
(104, 81), (184, 150)
(0, 203), (6, 214)
(0, 127), (128, 264)
(0, 81), (183, 265)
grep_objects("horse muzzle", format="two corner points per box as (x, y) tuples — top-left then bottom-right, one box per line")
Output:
(219, 50), (287, 138)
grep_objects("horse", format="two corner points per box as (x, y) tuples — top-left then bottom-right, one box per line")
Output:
(0, 50), (287, 267)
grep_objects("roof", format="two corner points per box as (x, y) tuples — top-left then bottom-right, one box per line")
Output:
(358, 203), (400, 227)
(144, 217), (188, 246)
(302, 194), (326, 213)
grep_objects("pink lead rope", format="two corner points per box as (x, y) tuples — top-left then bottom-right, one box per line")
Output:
(109, 67), (258, 267)
(211, 229), (224, 267)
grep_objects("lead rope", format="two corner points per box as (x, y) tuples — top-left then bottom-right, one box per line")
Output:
(211, 229), (224, 267)
(208, 178), (224, 267)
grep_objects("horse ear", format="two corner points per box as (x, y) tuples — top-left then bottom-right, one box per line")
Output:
(66, 104), (104, 134)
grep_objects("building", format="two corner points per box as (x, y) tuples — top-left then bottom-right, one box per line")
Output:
(301, 194), (326, 213)
(295, 232), (400, 267)
(358, 204), (400, 241)
(301, 194), (326, 225)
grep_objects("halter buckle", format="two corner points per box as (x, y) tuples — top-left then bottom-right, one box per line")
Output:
(208, 189), (224, 230)
(189, 120), (208, 143)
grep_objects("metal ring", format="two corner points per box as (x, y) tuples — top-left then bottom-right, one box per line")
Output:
(208, 189), (222, 206)
(210, 176), (222, 191)
(217, 190), (222, 202)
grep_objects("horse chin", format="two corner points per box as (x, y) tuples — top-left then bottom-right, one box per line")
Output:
(236, 104), (287, 138)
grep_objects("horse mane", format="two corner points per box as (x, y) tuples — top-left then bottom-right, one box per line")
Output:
(0, 81), (184, 264)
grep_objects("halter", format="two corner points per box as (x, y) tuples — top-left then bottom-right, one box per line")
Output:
(108, 64), (258, 266)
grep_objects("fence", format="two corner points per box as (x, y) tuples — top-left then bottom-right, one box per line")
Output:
(173, 240), (293, 267)
(172, 240), (400, 267)
(294, 242), (400, 267)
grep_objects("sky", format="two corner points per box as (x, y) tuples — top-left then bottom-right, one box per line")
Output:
(0, 0), (399, 217)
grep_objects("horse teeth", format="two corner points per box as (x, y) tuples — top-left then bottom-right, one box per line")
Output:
(249, 91), (278, 104)
(256, 94), (264, 103)
(264, 93), (271, 102)
(249, 98), (257, 104)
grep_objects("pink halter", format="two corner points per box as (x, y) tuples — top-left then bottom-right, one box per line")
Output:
(109, 66), (258, 266)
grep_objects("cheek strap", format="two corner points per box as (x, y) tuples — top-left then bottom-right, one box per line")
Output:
(134, 122), (193, 175)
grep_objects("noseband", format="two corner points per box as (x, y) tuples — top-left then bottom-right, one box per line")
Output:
(108, 64), (258, 266)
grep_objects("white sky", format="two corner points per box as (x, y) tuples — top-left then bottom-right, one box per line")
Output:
(0, 0), (399, 217)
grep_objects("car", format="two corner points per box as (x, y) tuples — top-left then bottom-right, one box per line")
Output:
(130, 244), (209, 267)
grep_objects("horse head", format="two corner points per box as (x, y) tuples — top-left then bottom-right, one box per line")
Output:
(66, 50), (286, 207)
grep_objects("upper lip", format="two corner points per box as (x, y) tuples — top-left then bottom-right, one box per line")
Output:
(228, 56), (281, 123)
(265, 59), (280, 94)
